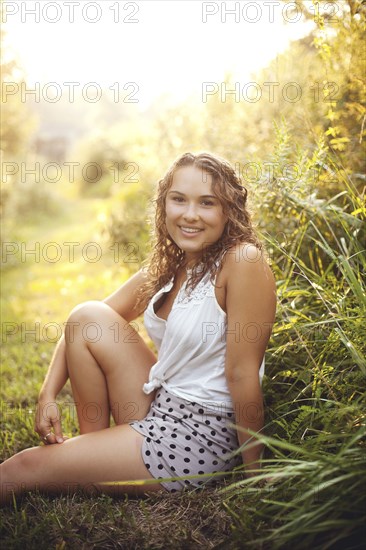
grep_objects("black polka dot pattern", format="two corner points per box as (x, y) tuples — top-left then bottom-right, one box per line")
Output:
(128, 387), (242, 492)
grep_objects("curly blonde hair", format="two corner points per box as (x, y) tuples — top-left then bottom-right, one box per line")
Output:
(134, 151), (266, 314)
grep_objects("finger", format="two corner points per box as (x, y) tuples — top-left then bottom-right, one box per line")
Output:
(42, 431), (55, 445)
(47, 435), (57, 444)
(34, 421), (42, 435)
(51, 417), (64, 443)
(38, 427), (51, 443)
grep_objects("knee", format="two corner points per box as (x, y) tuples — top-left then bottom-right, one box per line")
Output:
(0, 447), (60, 504)
(67, 300), (103, 324)
(64, 301), (116, 345)
(3, 447), (40, 478)
(18, 447), (42, 470)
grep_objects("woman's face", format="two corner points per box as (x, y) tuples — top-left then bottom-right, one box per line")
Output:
(165, 165), (228, 265)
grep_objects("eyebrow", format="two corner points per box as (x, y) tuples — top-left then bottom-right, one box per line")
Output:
(168, 190), (217, 199)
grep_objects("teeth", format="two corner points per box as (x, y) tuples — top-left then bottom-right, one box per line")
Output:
(180, 227), (202, 233)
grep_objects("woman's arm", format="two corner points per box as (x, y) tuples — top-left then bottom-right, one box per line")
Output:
(38, 334), (68, 400)
(224, 244), (277, 477)
(35, 334), (69, 444)
(102, 267), (149, 321)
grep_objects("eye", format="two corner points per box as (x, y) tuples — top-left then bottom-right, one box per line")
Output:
(170, 196), (214, 206)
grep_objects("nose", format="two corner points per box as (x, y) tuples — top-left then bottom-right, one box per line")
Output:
(183, 201), (199, 221)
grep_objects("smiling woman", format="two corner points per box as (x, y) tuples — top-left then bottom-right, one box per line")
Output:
(0, 151), (276, 504)
(135, 152), (268, 308)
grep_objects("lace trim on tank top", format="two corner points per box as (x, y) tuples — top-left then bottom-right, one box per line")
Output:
(175, 261), (216, 305)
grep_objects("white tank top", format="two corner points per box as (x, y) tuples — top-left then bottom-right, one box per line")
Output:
(142, 260), (265, 408)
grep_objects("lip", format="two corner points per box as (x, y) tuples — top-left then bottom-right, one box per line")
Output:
(178, 225), (204, 230)
(178, 225), (204, 237)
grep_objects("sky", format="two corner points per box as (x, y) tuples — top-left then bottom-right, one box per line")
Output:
(3, 0), (314, 109)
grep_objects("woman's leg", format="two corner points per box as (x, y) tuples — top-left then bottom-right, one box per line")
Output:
(64, 301), (157, 433)
(0, 423), (166, 506)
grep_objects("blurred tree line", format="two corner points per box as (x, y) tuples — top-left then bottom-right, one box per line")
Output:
(0, 24), (38, 220)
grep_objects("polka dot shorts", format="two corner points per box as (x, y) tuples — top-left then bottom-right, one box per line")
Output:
(128, 386), (243, 493)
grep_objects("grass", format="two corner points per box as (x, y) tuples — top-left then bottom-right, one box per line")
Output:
(1, 483), (244, 549)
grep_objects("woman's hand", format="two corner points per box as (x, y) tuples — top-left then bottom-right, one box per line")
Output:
(34, 397), (65, 445)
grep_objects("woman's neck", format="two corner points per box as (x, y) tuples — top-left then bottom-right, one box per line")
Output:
(181, 255), (204, 271)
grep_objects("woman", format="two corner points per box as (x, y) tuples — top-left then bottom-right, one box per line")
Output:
(0, 152), (277, 505)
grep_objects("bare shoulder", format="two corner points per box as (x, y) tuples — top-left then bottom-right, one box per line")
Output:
(220, 242), (276, 292)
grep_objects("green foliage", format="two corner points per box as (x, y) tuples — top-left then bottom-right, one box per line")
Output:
(283, 0), (366, 175)
(104, 181), (154, 265)
(69, 133), (128, 197)
(3, 177), (65, 226)
(216, 120), (366, 548)
(220, 424), (366, 550)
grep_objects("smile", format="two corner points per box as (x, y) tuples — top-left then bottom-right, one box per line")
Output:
(178, 226), (204, 235)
